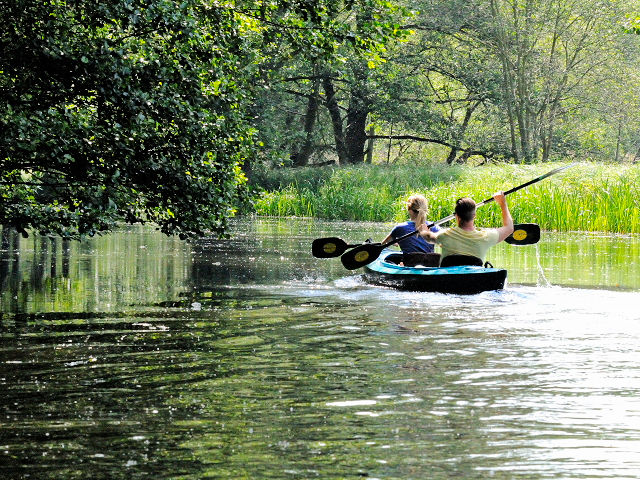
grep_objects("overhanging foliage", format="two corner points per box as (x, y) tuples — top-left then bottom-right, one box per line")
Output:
(1, 0), (405, 238)
(1, 0), (258, 238)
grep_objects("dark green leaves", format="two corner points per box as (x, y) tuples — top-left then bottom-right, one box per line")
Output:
(1, 0), (251, 239)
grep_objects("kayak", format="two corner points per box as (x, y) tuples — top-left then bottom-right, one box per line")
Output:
(363, 249), (507, 294)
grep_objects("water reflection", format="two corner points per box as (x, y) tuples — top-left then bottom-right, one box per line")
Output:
(2, 220), (640, 479)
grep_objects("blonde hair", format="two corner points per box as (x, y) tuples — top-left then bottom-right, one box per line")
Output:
(406, 194), (428, 228)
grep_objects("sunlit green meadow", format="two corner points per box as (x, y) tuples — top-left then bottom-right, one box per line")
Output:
(251, 162), (640, 233)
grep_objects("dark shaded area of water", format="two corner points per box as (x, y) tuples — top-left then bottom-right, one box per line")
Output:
(2, 219), (640, 479)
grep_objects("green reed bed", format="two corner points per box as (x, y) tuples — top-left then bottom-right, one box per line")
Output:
(252, 162), (640, 233)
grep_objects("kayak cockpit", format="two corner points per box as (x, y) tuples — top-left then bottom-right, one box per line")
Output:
(364, 249), (507, 294)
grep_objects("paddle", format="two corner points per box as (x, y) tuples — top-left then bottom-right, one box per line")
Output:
(340, 163), (575, 270)
(312, 237), (361, 258)
(504, 223), (540, 245)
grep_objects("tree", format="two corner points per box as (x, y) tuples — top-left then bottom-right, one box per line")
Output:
(249, 0), (411, 168)
(1, 0), (405, 238)
(369, 0), (640, 164)
(1, 0), (255, 239)
(484, 0), (640, 162)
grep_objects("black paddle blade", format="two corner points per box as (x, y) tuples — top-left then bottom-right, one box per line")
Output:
(340, 243), (385, 270)
(505, 223), (540, 245)
(312, 237), (350, 258)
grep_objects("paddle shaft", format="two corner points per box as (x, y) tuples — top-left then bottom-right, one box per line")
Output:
(470, 162), (576, 211)
(379, 163), (575, 249)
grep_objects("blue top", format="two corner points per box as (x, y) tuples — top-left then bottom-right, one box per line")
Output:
(390, 221), (440, 254)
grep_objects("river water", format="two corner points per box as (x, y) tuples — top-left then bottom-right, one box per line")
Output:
(2, 218), (640, 479)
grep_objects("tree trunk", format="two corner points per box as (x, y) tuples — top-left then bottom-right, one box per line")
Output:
(541, 108), (557, 162)
(344, 61), (370, 164)
(345, 98), (368, 164)
(446, 147), (458, 164)
(291, 78), (320, 167)
(366, 125), (374, 164)
(322, 74), (348, 165)
(517, 3), (536, 163)
(615, 121), (622, 163)
(490, 0), (520, 163)
(447, 100), (480, 164)
(633, 142), (640, 163)
(515, 47), (533, 162)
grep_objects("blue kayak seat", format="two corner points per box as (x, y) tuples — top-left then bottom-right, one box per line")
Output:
(440, 254), (483, 267)
(403, 252), (441, 267)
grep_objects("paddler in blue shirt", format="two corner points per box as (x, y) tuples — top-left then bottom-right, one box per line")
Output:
(382, 194), (441, 266)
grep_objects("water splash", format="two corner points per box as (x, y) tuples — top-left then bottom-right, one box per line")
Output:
(535, 243), (552, 287)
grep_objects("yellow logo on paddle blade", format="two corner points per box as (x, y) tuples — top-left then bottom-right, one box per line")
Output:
(354, 251), (369, 263)
(513, 229), (527, 241)
(323, 242), (337, 254)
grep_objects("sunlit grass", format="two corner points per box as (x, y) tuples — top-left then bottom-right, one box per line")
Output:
(251, 162), (640, 233)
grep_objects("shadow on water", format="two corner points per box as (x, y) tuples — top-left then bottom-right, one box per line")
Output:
(2, 220), (640, 479)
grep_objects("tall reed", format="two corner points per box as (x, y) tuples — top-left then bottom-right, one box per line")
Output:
(251, 162), (640, 233)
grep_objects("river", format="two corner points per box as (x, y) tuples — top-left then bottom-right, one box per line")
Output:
(2, 218), (640, 479)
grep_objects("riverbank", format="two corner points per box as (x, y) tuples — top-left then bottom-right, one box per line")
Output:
(251, 162), (640, 233)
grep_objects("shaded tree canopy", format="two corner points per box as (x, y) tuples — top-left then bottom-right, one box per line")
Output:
(2, 1), (250, 238)
(1, 0), (405, 238)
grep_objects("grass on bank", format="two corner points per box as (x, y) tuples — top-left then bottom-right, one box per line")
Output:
(251, 162), (640, 234)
